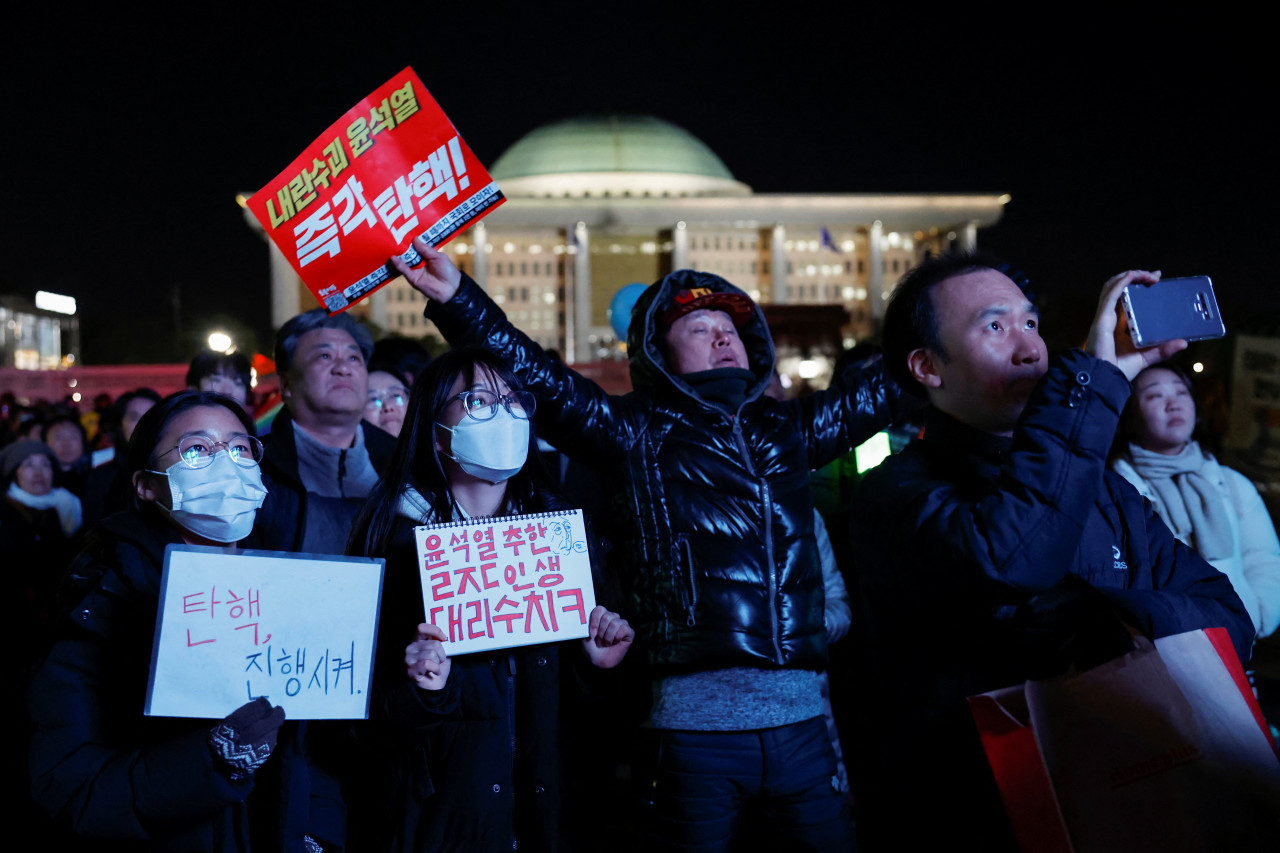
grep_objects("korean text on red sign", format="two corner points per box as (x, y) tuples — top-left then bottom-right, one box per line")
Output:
(146, 546), (384, 720)
(415, 509), (597, 655)
(245, 66), (504, 314)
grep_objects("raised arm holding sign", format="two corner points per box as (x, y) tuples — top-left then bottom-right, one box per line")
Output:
(246, 67), (504, 314)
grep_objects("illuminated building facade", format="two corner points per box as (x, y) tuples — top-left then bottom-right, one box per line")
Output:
(254, 116), (1007, 378)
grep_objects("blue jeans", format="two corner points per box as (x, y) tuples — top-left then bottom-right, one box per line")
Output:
(638, 716), (854, 852)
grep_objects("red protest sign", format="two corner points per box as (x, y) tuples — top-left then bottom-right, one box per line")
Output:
(246, 67), (504, 314)
(414, 510), (597, 655)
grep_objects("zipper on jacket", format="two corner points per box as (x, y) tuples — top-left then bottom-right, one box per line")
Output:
(679, 537), (698, 627)
(731, 419), (784, 664)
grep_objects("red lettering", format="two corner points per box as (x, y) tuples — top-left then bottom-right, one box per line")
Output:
(429, 571), (454, 600)
(447, 603), (463, 643)
(557, 588), (587, 625)
(454, 565), (482, 595)
(523, 591), (550, 633)
(186, 629), (215, 646)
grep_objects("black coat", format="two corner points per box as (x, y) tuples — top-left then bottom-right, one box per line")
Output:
(848, 350), (1254, 849)
(427, 270), (906, 674)
(27, 510), (346, 852)
(351, 513), (584, 853)
(251, 407), (397, 554)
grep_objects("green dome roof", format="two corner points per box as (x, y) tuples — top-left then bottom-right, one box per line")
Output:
(491, 116), (737, 181)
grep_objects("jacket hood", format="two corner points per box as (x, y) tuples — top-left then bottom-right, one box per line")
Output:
(627, 269), (775, 404)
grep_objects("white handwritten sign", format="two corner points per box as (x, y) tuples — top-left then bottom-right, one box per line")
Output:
(145, 546), (384, 720)
(415, 509), (596, 655)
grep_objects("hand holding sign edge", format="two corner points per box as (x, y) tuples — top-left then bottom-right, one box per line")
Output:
(582, 606), (634, 670)
(406, 622), (452, 690)
(390, 237), (462, 304)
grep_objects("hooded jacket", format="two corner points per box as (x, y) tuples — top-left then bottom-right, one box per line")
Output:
(427, 270), (905, 673)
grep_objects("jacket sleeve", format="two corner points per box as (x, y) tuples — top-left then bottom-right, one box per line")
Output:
(860, 350), (1128, 598)
(426, 274), (647, 463)
(787, 357), (913, 471)
(366, 527), (464, 743)
(28, 591), (251, 838)
(813, 511), (852, 643)
(1096, 487), (1255, 666)
(1225, 466), (1280, 637)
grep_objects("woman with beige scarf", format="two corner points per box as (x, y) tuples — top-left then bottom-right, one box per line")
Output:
(1111, 364), (1280, 638)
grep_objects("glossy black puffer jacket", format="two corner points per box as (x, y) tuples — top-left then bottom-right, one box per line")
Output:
(428, 269), (904, 673)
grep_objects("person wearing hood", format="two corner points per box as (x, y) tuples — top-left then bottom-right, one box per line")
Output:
(391, 239), (907, 850)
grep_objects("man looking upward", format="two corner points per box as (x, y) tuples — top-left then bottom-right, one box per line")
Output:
(394, 237), (908, 851)
(848, 254), (1252, 849)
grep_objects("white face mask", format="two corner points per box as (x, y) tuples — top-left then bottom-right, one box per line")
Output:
(438, 408), (530, 484)
(151, 451), (268, 543)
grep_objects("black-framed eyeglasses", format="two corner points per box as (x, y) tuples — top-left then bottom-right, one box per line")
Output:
(366, 391), (408, 411)
(158, 434), (264, 469)
(451, 389), (536, 421)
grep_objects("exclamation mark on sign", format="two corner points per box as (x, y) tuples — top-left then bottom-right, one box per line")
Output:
(449, 137), (470, 191)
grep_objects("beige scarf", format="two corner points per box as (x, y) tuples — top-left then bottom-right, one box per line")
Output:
(1125, 442), (1232, 560)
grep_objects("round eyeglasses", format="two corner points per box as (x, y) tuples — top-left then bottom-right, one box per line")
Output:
(451, 389), (536, 421)
(159, 434), (264, 469)
(366, 391), (408, 411)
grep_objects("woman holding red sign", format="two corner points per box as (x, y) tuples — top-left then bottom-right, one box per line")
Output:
(350, 348), (633, 853)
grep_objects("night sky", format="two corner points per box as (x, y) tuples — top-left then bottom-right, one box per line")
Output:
(3, 8), (1269, 365)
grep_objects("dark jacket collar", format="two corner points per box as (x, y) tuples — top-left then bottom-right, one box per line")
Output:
(261, 406), (397, 488)
(923, 406), (1013, 464)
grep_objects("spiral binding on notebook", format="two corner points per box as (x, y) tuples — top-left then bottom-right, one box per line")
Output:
(415, 508), (578, 531)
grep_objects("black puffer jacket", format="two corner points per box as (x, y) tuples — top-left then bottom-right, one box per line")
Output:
(428, 270), (905, 673)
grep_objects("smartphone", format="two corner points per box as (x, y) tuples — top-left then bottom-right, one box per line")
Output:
(1122, 275), (1225, 348)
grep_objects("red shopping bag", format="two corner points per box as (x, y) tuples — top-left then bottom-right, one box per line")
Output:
(969, 628), (1280, 852)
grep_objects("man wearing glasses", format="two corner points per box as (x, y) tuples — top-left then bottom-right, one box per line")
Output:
(252, 309), (396, 555)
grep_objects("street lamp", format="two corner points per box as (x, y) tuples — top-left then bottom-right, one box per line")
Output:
(208, 331), (233, 354)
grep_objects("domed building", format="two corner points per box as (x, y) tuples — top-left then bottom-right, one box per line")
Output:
(488, 115), (751, 200)
(260, 115), (1007, 374)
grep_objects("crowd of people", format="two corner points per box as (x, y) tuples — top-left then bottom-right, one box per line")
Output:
(10, 246), (1279, 851)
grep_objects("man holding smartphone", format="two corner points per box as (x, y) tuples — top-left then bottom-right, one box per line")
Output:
(847, 253), (1253, 849)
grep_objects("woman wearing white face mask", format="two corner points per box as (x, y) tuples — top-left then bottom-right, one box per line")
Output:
(27, 392), (337, 851)
(349, 349), (634, 853)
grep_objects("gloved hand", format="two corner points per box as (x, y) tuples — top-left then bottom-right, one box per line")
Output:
(208, 697), (286, 780)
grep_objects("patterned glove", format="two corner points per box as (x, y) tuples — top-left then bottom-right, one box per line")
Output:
(208, 697), (286, 780)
